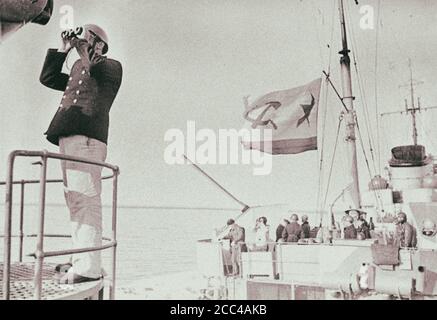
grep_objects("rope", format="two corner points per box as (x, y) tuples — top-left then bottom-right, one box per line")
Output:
(356, 115), (385, 213)
(309, 0), (326, 72)
(323, 71), (349, 111)
(355, 118), (373, 178)
(316, 75), (331, 214)
(316, 1), (335, 212)
(374, 0), (382, 172)
(418, 115), (437, 152)
(346, 1), (385, 212)
(322, 115), (344, 209)
(327, 0), (337, 75)
(315, 1), (336, 223)
(345, 0), (379, 176)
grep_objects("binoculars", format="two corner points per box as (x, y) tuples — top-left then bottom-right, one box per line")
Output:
(61, 27), (84, 40)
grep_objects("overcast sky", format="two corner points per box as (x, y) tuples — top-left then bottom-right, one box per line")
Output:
(1, 0), (437, 210)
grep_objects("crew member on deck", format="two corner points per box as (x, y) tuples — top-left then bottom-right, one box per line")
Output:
(253, 217), (270, 251)
(221, 219), (246, 276)
(301, 215), (311, 239)
(282, 214), (302, 242)
(356, 218), (370, 240)
(394, 212), (417, 248)
(276, 218), (289, 242)
(359, 211), (370, 229)
(343, 216), (357, 239)
(40, 24), (123, 284)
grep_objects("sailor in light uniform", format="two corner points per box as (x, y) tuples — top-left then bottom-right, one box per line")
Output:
(40, 24), (123, 284)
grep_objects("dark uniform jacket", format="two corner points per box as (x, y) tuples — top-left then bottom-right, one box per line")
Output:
(276, 224), (285, 242)
(344, 225), (357, 239)
(40, 38), (123, 145)
(223, 224), (245, 244)
(301, 221), (311, 239)
(395, 222), (417, 248)
(282, 222), (302, 242)
(357, 224), (371, 240)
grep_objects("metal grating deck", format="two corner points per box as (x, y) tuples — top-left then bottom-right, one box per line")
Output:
(0, 263), (103, 300)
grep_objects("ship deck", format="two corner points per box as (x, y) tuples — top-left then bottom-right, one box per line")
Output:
(0, 262), (103, 300)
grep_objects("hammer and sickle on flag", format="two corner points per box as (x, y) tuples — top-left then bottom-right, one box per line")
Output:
(241, 78), (322, 155)
(243, 101), (282, 130)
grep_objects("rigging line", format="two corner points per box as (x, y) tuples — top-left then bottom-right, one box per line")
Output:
(344, 0), (378, 175)
(355, 118), (374, 183)
(344, 1), (376, 153)
(387, 24), (410, 64)
(374, 0), (382, 173)
(317, 75), (331, 212)
(417, 115), (437, 152)
(327, 0), (336, 74)
(356, 116), (385, 212)
(352, 60), (378, 176)
(309, 0), (325, 71)
(322, 116), (343, 209)
(356, 118), (381, 212)
(379, 113), (389, 168)
(317, 1), (336, 213)
(322, 71), (349, 111)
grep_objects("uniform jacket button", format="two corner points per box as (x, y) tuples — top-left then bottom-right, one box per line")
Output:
(76, 90), (80, 95)
(79, 80), (83, 85)
(81, 70), (86, 75)
(69, 77), (73, 81)
(73, 99), (77, 103)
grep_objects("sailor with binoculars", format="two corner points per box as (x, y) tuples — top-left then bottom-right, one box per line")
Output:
(39, 24), (123, 284)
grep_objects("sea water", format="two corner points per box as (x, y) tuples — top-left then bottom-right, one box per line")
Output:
(0, 203), (324, 287)
(0, 205), (234, 286)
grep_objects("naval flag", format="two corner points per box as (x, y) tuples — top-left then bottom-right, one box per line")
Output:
(242, 78), (322, 155)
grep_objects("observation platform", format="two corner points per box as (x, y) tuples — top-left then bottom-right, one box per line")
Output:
(0, 262), (103, 300)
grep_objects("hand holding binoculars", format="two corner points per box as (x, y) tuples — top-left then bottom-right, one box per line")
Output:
(61, 27), (84, 40)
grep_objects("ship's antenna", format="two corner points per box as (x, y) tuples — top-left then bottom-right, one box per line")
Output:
(338, 0), (361, 209)
(380, 59), (437, 145)
(402, 58), (423, 145)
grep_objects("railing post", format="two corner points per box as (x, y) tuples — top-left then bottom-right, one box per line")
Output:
(3, 152), (16, 300)
(109, 168), (119, 300)
(19, 180), (25, 263)
(279, 243), (284, 280)
(2, 150), (119, 300)
(33, 154), (48, 300)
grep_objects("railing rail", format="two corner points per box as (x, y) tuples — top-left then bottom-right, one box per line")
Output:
(1, 150), (119, 300)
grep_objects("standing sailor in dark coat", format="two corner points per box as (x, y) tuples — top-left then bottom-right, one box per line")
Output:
(394, 212), (417, 248)
(276, 218), (289, 242)
(301, 215), (311, 239)
(221, 219), (246, 275)
(343, 216), (357, 239)
(282, 214), (302, 242)
(40, 24), (122, 284)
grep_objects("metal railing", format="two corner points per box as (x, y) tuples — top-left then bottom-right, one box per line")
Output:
(1, 150), (120, 300)
(220, 239), (419, 279)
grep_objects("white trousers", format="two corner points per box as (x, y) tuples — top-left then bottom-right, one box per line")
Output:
(59, 135), (107, 279)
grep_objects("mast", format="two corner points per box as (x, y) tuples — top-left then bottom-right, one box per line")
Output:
(405, 58), (421, 145)
(338, 0), (361, 208)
